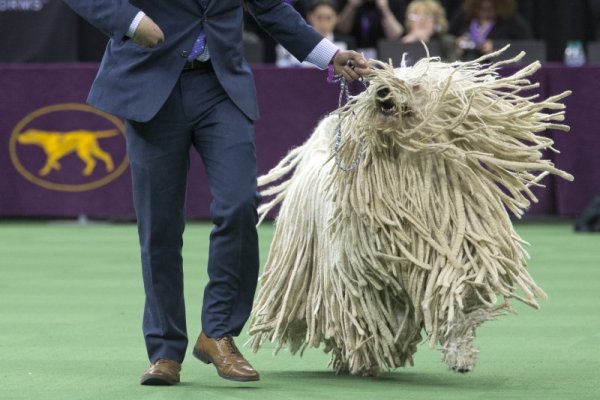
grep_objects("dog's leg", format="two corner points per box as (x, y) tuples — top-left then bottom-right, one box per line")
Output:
(438, 307), (504, 373)
(327, 344), (350, 375)
(76, 147), (97, 176)
(90, 142), (115, 172)
(329, 347), (381, 377)
(39, 154), (61, 176)
(439, 324), (479, 373)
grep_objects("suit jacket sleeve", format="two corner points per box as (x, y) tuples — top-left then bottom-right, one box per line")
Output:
(62, 0), (140, 40)
(247, 0), (324, 62)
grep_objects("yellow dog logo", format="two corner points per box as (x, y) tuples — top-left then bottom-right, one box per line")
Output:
(17, 129), (117, 176)
(10, 103), (128, 192)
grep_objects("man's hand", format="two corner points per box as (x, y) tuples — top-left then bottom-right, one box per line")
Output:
(132, 16), (165, 48)
(332, 50), (370, 81)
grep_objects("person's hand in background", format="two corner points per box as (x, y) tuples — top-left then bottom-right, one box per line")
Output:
(480, 39), (493, 54)
(375, 0), (390, 12)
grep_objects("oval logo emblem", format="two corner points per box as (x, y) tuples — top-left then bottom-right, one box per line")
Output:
(9, 103), (128, 192)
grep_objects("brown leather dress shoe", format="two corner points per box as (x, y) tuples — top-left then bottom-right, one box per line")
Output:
(140, 359), (181, 385)
(193, 332), (260, 382)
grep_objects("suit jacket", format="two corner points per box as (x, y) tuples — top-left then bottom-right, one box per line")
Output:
(62, 0), (324, 122)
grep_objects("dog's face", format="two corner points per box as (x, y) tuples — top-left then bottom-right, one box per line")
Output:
(336, 62), (446, 156)
(335, 58), (506, 161)
(17, 129), (45, 144)
(372, 83), (415, 125)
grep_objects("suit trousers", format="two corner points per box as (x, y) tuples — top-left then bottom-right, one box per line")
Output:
(125, 67), (260, 363)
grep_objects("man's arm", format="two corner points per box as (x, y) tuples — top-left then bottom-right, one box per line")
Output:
(247, 0), (369, 79)
(62, 0), (141, 40)
(62, 0), (164, 47)
(247, 0), (325, 64)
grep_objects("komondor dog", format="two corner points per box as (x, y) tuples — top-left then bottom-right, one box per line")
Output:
(248, 48), (573, 376)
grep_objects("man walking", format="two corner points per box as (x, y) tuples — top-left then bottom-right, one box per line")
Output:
(62, 0), (369, 385)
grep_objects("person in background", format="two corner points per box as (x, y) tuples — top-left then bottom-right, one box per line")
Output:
(337, 0), (407, 52)
(449, 0), (532, 60)
(277, 0), (356, 67)
(402, 0), (457, 61)
(439, 0), (462, 20)
(244, 0), (308, 63)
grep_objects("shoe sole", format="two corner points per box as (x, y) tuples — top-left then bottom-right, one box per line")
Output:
(140, 374), (180, 386)
(193, 349), (260, 382)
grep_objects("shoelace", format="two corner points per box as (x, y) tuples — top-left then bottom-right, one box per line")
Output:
(219, 336), (239, 355)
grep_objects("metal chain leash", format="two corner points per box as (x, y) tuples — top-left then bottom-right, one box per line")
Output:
(333, 77), (365, 172)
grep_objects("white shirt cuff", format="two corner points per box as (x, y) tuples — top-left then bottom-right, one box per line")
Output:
(305, 38), (340, 70)
(126, 11), (146, 38)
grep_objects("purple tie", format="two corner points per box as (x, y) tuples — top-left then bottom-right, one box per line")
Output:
(188, 0), (209, 61)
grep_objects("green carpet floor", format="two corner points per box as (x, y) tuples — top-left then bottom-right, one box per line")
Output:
(0, 221), (598, 400)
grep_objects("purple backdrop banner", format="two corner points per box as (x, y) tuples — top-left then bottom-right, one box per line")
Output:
(0, 64), (598, 219)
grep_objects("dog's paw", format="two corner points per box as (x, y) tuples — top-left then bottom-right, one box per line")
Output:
(441, 339), (479, 374)
(451, 365), (473, 374)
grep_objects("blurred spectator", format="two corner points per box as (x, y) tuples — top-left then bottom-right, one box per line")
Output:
(440, 0), (462, 20)
(402, 0), (458, 61)
(244, 0), (308, 63)
(243, 30), (266, 64)
(277, 0), (313, 18)
(337, 0), (407, 51)
(276, 0), (356, 67)
(308, 0), (357, 48)
(450, 0), (533, 60)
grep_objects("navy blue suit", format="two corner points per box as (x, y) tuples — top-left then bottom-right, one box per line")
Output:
(63, 0), (325, 363)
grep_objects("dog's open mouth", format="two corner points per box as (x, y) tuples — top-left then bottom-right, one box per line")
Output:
(376, 88), (397, 116)
(379, 99), (397, 116)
